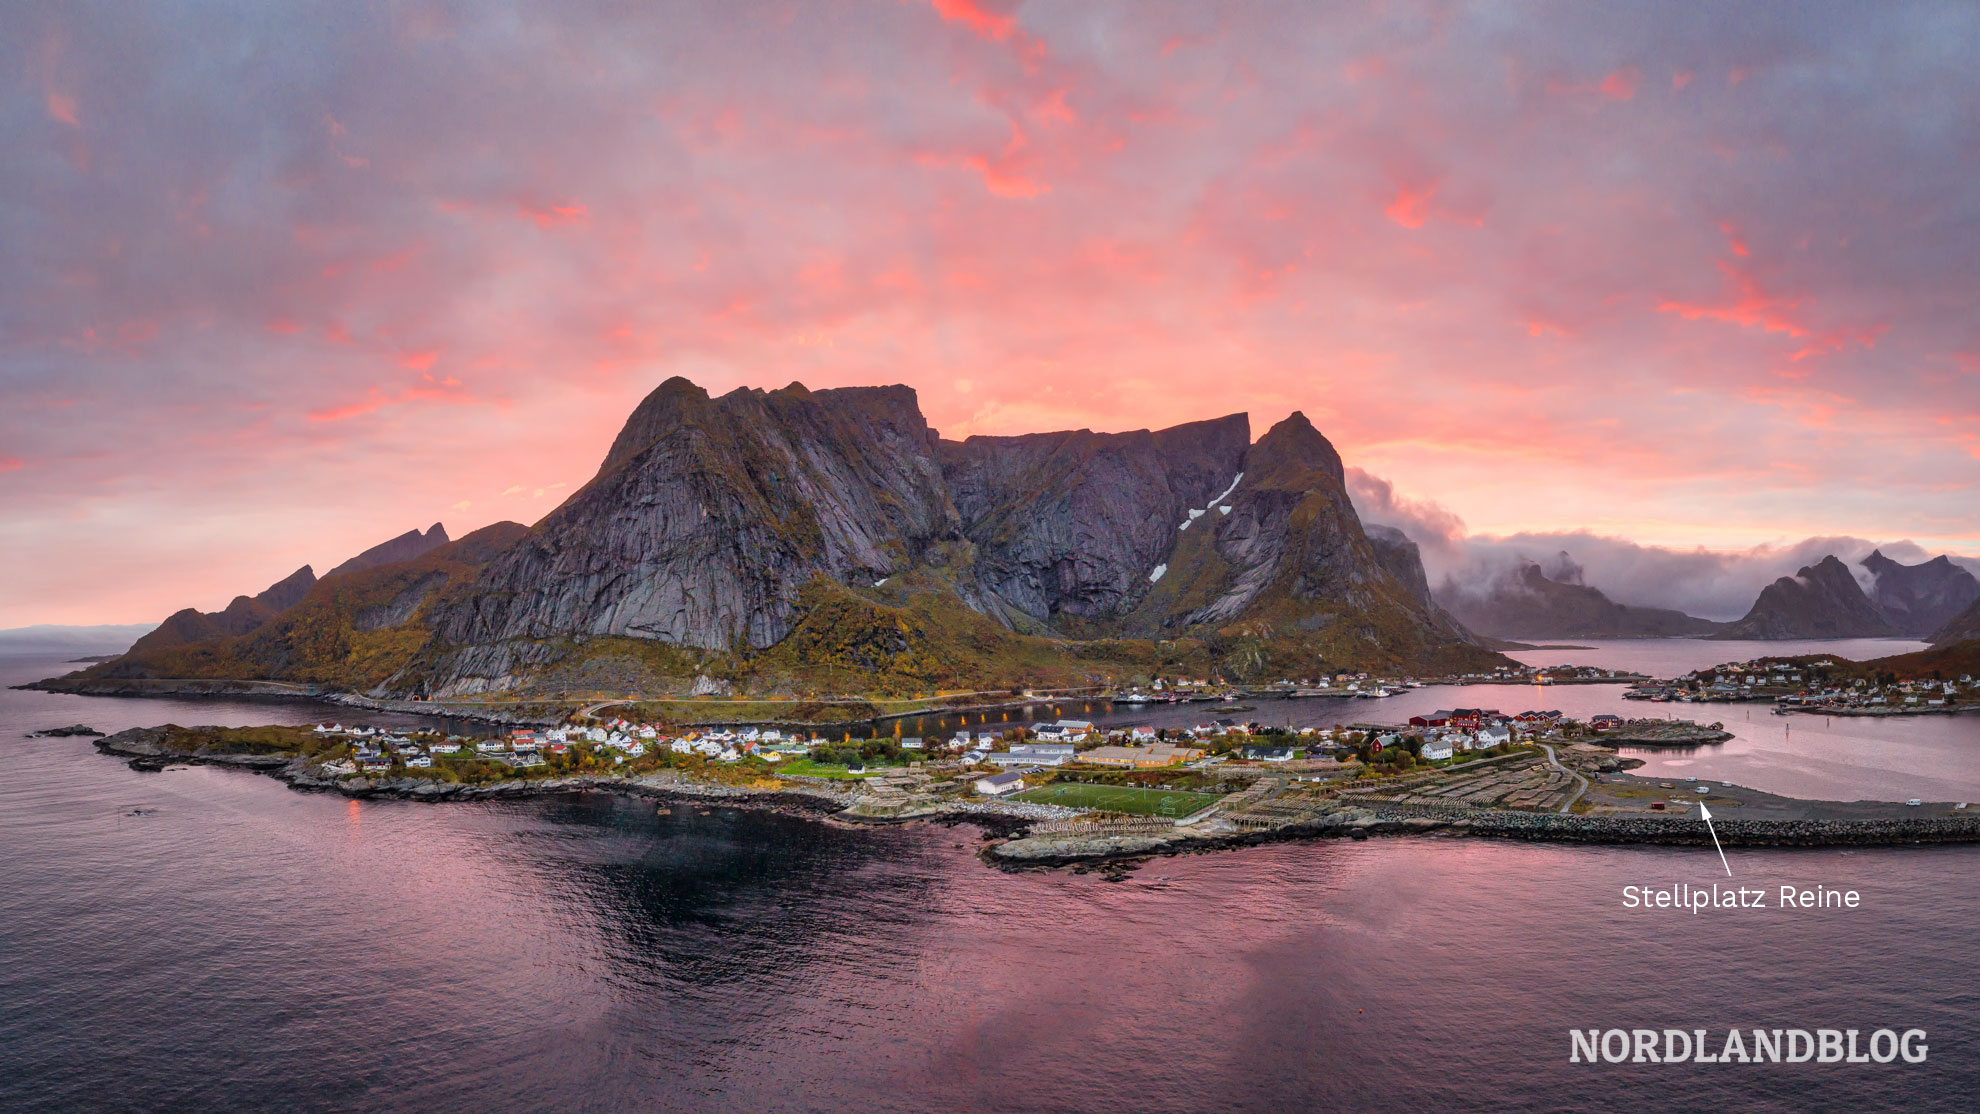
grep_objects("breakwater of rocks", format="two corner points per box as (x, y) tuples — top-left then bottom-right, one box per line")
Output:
(1360, 801), (1980, 847)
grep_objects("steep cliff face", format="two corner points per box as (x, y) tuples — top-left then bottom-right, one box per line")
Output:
(1364, 525), (1433, 607)
(431, 380), (960, 662)
(1437, 559), (1724, 640)
(937, 415), (1249, 625)
(1862, 551), (1979, 638)
(1365, 524), (1490, 644)
(1713, 555), (1896, 639)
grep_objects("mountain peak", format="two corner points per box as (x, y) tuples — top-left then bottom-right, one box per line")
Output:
(602, 377), (714, 473)
(1247, 411), (1344, 490)
(1715, 552), (1894, 639)
(327, 524), (451, 579)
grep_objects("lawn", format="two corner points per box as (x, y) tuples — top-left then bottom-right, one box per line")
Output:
(1010, 782), (1223, 818)
(772, 758), (889, 779)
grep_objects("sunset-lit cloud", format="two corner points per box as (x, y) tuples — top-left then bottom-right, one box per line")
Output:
(2, 0), (1978, 625)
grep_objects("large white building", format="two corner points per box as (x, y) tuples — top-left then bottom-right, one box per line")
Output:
(975, 771), (1026, 796)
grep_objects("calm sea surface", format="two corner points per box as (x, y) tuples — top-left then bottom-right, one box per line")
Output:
(4, 648), (1977, 1113)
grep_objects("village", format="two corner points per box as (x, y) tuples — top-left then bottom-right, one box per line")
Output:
(1625, 656), (1973, 715)
(1109, 660), (1644, 704)
(289, 698), (1708, 834)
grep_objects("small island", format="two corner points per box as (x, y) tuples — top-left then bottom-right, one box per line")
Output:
(1599, 720), (1734, 747)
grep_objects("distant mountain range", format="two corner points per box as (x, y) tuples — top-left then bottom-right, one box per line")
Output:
(1714, 551), (1979, 640)
(1437, 548), (1979, 643)
(1436, 557), (1723, 640)
(37, 379), (1505, 700)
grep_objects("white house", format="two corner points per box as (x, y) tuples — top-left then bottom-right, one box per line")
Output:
(1475, 726), (1511, 748)
(1420, 739), (1455, 761)
(975, 771), (1025, 795)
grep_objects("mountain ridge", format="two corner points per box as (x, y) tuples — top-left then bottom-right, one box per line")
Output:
(1436, 557), (1724, 640)
(48, 379), (1506, 699)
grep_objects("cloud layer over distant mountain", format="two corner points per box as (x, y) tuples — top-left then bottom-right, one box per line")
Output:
(1349, 467), (1978, 620)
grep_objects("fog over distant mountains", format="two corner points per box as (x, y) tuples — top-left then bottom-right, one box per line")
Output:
(1347, 468), (1980, 623)
(0, 624), (157, 656)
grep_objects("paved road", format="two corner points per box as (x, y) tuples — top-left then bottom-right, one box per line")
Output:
(1538, 742), (1591, 814)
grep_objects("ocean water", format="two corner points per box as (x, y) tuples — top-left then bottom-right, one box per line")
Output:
(4, 652), (1978, 1113)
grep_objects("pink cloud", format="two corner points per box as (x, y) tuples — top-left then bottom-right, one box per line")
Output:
(926, 0), (1018, 42)
(4, 1), (1978, 626)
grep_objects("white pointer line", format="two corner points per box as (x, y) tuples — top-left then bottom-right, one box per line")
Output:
(1699, 801), (1732, 877)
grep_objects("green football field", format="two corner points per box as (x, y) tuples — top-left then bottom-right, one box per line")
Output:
(1010, 782), (1222, 818)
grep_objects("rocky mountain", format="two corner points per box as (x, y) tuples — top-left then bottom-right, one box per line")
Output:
(1930, 597), (1980, 646)
(422, 380), (962, 690)
(1106, 413), (1488, 671)
(937, 415), (1250, 628)
(118, 523), (462, 659)
(327, 523), (450, 579)
(123, 565), (319, 656)
(1364, 525), (1435, 607)
(1711, 555), (1897, 640)
(1436, 557), (1724, 640)
(83, 522), (527, 691)
(52, 379), (1506, 699)
(1862, 550), (1980, 638)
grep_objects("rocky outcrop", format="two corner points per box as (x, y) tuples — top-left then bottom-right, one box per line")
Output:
(1862, 550), (1979, 638)
(1438, 558), (1724, 640)
(937, 415), (1249, 624)
(327, 523), (450, 579)
(26, 724), (102, 738)
(1713, 555), (1897, 640)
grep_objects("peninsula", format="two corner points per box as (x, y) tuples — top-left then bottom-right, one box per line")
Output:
(75, 703), (1980, 872)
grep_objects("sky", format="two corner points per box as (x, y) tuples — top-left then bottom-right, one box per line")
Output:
(4, 0), (1979, 627)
